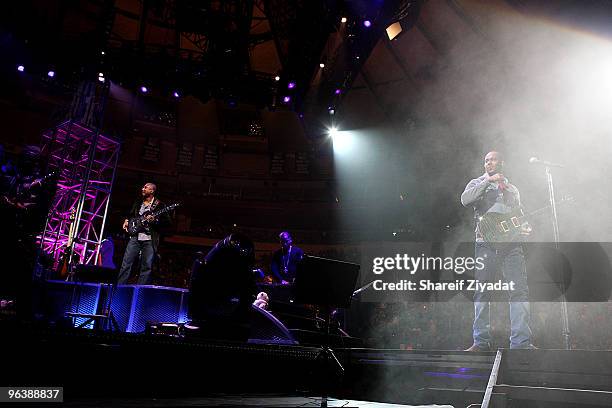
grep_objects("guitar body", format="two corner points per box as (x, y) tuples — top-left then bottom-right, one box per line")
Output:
(477, 196), (573, 246)
(127, 214), (150, 236)
(478, 208), (525, 244)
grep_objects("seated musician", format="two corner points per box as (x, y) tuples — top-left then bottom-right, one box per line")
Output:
(270, 231), (304, 285)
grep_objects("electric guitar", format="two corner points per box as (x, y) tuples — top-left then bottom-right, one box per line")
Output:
(58, 207), (77, 279)
(478, 196), (573, 244)
(2, 170), (57, 209)
(127, 202), (180, 236)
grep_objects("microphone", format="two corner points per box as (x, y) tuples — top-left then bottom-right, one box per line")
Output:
(529, 157), (564, 168)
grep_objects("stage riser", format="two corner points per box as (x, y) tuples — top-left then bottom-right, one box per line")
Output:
(39, 280), (298, 344)
(487, 349), (612, 407)
(336, 349), (494, 406)
(40, 281), (188, 332)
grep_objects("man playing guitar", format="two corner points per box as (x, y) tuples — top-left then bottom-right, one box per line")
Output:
(461, 151), (536, 351)
(117, 182), (171, 285)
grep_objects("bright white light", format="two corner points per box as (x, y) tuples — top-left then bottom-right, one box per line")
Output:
(17, 65), (24, 72)
(319, 63), (325, 68)
(274, 75), (280, 81)
(330, 128), (354, 154)
(341, 17), (347, 23)
(98, 76), (105, 82)
(98, 72), (104, 77)
(47, 71), (55, 78)
(101, 51), (105, 55)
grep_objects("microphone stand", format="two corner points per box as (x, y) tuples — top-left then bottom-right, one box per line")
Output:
(545, 166), (571, 350)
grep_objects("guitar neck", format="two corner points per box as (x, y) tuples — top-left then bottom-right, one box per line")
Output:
(516, 197), (572, 221)
(150, 204), (177, 217)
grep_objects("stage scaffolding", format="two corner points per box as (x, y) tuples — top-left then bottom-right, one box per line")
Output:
(40, 120), (120, 270)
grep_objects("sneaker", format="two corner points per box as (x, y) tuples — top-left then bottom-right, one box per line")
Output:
(464, 343), (491, 352)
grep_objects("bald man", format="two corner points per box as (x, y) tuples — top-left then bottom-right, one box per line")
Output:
(118, 182), (169, 285)
(461, 151), (535, 351)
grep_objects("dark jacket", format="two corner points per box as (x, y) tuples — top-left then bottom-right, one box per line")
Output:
(270, 245), (304, 283)
(126, 197), (171, 252)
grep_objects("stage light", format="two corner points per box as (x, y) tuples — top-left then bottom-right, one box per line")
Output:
(173, 91), (180, 98)
(341, 17), (347, 23)
(140, 86), (148, 93)
(17, 65), (24, 72)
(101, 51), (105, 55)
(282, 96), (291, 103)
(288, 81), (296, 89)
(386, 21), (402, 41)
(320, 63), (325, 68)
(328, 127), (339, 137)
(328, 107), (335, 115)
(47, 71), (55, 78)
(330, 129), (354, 154)
(335, 89), (341, 95)
(98, 76), (105, 83)
(98, 72), (104, 77)
(363, 20), (372, 28)
(274, 75), (280, 81)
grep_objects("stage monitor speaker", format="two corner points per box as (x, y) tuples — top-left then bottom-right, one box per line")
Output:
(248, 305), (298, 345)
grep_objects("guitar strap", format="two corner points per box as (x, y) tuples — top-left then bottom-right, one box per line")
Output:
(150, 197), (159, 211)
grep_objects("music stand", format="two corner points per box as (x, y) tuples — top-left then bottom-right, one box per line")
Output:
(295, 255), (360, 408)
(65, 265), (120, 331)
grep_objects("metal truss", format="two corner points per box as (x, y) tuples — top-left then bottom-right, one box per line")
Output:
(40, 121), (121, 270)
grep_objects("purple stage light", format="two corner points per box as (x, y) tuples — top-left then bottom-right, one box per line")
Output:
(173, 91), (180, 98)
(17, 65), (25, 72)
(287, 81), (296, 89)
(363, 20), (372, 28)
(140, 86), (148, 93)
(335, 89), (341, 95)
(48, 71), (55, 78)
(283, 96), (291, 103)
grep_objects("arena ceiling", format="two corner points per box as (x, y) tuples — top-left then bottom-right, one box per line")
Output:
(2, 0), (612, 136)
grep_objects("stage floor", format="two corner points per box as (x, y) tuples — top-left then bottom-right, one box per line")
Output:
(2, 320), (612, 407)
(58, 394), (455, 407)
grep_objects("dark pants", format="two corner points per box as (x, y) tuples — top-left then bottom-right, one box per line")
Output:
(117, 237), (155, 285)
(473, 242), (532, 349)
